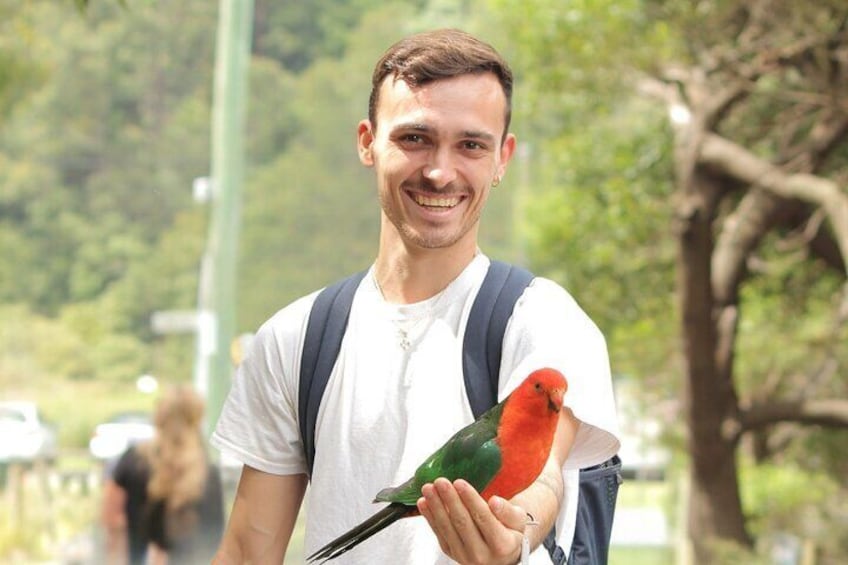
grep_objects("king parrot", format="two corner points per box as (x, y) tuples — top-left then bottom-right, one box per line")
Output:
(306, 367), (568, 563)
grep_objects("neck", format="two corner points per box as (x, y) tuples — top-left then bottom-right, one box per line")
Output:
(374, 230), (479, 304)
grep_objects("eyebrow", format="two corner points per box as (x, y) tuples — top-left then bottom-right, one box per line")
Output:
(392, 122), (497, 145)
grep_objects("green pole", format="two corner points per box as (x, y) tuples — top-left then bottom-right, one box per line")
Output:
(203, 0), (253, 439)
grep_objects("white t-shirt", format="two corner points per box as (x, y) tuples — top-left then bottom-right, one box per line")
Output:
(211, 253), (620, 564)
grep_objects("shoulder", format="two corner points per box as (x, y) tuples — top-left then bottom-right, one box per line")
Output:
(112, 444), (149, 484)
(512, 276), (606, 348)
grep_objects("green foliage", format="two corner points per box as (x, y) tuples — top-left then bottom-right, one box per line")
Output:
(736, 264), (846, 397)
(740, 457), (847, 559)
(742, 459), (838, 534)
(0, 1), (50, 123)
(253, 0), (418, 72)
(517, 97), (680, 380)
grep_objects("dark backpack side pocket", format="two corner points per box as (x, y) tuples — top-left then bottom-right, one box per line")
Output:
(568, 455), (622, 565)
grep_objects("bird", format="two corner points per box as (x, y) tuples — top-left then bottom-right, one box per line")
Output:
(306, 367), (568, 563)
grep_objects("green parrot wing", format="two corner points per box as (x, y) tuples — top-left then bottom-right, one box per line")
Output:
(375, 402), (505, 506)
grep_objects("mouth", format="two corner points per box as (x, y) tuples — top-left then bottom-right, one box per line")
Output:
(411, 192), (463, 209)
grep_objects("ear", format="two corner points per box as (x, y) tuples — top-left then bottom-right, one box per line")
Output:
(496, 133), (517, 180)
(357, 120), (375, 166)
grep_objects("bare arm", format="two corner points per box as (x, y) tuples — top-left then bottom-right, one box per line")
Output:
(213, 466), (307, 565)
(418, 408), (579, 564)
(101, 478), (129, 565)
(510, 406), (578, 548)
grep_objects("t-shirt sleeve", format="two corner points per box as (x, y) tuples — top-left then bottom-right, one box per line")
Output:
(209, 295), (315, 476)
(499, 277), (620, 470)
(111, 447), (135, 488)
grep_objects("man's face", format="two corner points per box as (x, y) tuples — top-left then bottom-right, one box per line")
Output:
(358, 73), (516, 252)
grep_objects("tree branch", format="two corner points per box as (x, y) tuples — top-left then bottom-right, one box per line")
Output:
(739, 398), (848, 432)
(698, 133), (848, 273)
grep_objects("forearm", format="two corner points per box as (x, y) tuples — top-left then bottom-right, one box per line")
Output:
(101, 479), (129, 564)
(509, 457), (565, 551)
(103, 526), (128, 565)
(511, 407), (577, 552)
(214, 502), (293, 564)
(213, 467), (307, 565)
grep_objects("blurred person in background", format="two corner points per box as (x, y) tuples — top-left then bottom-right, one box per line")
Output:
(101, 385), (224, 564)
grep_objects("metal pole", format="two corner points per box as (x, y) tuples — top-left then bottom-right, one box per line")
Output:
(203, 0), (253, 438)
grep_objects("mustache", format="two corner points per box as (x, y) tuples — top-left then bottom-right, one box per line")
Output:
(403, 179), (463, 195)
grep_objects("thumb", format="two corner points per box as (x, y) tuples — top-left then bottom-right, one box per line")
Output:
(489, 496), (530, 532)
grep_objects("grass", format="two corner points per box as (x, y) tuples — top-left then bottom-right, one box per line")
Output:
(0, 461), (100, 563)
(610, 546), (674, 564)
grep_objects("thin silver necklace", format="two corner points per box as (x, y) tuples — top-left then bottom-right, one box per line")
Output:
(372, 274), (449, 351)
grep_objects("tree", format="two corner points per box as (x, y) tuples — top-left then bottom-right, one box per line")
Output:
(492, 0), (848, 560)
(647, 2), (848, 559)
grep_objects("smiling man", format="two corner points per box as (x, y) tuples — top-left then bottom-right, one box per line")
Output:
(211, 29), (619, 565)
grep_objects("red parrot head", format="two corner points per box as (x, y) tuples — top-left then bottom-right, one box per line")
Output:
(515, 367), (568, 415)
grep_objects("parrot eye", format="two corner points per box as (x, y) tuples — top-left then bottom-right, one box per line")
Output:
(534, 382), (542, 392)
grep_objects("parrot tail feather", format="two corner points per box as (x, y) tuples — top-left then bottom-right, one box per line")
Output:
(306, 503), (413, 563)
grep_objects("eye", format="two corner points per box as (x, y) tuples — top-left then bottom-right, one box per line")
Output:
(534, 382), (542, 391)
(395, 133), (430, 151)
(463, 140), (483, 151)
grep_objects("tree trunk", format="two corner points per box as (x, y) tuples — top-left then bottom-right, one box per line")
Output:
(676, 152), (752, 559)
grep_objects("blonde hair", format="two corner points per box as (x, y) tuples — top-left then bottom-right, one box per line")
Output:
(142, 385), (208, 539)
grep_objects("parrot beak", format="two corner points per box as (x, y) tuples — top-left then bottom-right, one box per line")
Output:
(548, 387), (565, 413)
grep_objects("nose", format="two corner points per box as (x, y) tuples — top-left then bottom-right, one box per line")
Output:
(423, 148), (457, 188)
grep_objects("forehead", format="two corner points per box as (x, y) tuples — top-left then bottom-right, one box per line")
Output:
(374, 73), (507, 137)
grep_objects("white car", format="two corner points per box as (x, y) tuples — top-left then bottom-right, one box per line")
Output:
(0, 401), (58, 465)
(89, 411), (155, 461)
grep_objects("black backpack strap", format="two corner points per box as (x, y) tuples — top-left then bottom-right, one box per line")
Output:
(462, 260), (534, 419)
(298, 270), (367, 477)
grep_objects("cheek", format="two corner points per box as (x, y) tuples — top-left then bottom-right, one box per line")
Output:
(378, 152), (423, 185)
(375, 145), (410, 170)
(471, 182), (492, 206)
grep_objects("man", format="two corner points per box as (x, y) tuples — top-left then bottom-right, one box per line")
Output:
(211, 28), (619, 564)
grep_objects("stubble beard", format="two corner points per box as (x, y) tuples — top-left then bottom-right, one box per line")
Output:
(379, 188), (480, 250)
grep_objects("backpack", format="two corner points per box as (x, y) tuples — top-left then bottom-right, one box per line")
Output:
(298, 260), (622, 565)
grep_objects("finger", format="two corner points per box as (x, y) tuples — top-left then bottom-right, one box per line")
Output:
(488, 495), (530, 532)
(420, 480), (464, 557)
(417, 484), (434, 523)
(454, 481), (522, 558)
(435, 478), (488, 558)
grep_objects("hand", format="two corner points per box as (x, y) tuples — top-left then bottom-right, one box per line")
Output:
(417, 478), (528, 565)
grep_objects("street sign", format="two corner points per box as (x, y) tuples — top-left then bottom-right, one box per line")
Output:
(151, 310), (200, 334)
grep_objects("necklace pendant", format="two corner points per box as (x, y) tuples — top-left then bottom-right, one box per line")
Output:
(398, 329), (411, 350)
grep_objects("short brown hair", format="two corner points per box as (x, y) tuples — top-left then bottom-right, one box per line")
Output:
(368, 29), (513, 140)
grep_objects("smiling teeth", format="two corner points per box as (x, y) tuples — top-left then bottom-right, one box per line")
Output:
(414, 194), (460, 207)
